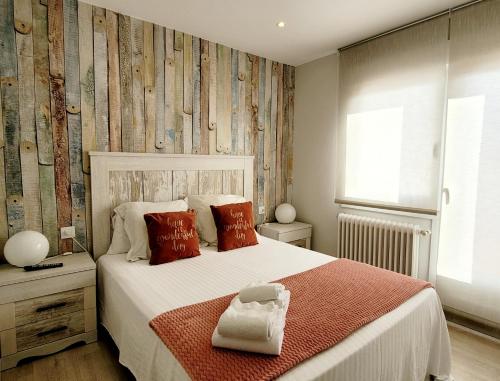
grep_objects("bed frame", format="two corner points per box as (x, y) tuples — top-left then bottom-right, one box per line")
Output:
(89, 152), (254, 259)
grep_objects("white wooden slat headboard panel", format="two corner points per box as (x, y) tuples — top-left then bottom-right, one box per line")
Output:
(89, 152), (253, 259)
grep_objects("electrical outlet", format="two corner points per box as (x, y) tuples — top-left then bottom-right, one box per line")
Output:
(258, 205), (265, 215)
(61, 226), (76, 239)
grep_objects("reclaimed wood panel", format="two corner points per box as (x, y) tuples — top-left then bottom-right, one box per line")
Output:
(256, 58), (266, 224)
(174, 47), (183, 153)
(0, 94), (7, 259)
(63, 0), (80, 114)
(144, 22), (155, 153)
(50, 77), (72, 253)
(154, 24), (165, 151)
(14, 0), (32, 35)
(1, 0), (17, 78)
(49, 0), (70, 253)
(183, 33), (193, 153)
(230, 49), (239, 155)
(164, 28), (175, 153)
(244, 54), (253, 156)
(250, 56), (259, 217)
(65, 0), (86, 250)
(19, 137), (42, 232)
(1, 1), (25, 236)
(237, 51), (246, 156)
(143, 171), (173, 202)
(216, 45), (231, 154)
(183, 34), (193, 115)
(192, 37), (201, 154)
(287, 66), (295, 202)
(109, 171), (144, 208)
(264, 59), (272, 221)
(222, 170), (244, 196)
(93, 7), (109, 152)
(118, 14), (132, 152)
(199, 170), (222, 194)
(78, 2), (95, 172)
(32, 0), (57, 254)
(39, 164), (58, 256)
(106, 9), (121, 152)
(16, 2), (43, 233)
(276, 63), (283, 206)
(208, 41), (217, 154)
(174, 31), (183, 51)
(172, 170), (198, 200)
(1, 77), (25, 236)
(131, 18), (145, 152)
(199, 39), (209, 154)
(32, 0), (53, 166)
(282, 65), (289, 204)
(78, 1), (94, 256)
(47, 0), (64, 79)
(268, 62), (278, 221)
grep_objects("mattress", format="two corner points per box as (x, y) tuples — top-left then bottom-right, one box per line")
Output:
(97, 235), (452, 381)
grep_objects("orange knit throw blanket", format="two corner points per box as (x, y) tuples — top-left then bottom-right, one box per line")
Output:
(149, 259), (431, 381)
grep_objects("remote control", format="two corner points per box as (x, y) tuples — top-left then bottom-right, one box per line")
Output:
(24, 263), (64, 271)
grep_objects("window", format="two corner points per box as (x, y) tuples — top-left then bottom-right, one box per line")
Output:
(336, 16), (449, 212)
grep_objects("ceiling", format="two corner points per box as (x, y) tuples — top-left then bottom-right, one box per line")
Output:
(85, 0), (466, 66)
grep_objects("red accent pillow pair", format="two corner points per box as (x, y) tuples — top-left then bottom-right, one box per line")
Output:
(144, 202), (258, 265)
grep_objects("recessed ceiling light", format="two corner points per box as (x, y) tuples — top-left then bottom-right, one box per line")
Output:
(277, 21), (285, 28)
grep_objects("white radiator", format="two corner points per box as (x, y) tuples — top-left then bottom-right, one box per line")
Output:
(337, 213), (427, 277)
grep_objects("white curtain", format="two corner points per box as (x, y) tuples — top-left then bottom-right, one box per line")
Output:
(336, 16), (449, 212)
(437, 0), (500, 325)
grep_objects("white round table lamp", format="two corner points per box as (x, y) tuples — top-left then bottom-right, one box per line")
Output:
(275, 203), (296, 224)
(4, 231), (50, 267)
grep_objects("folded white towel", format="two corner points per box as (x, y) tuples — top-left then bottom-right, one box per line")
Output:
(239, 282), (286, 303)
(231, 290), (291, 315)
(212, 324), (284, 355)
(217, 302), (279, 341)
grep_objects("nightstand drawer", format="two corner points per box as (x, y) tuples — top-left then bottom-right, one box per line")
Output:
(16, 311), (85, 352)
(278, 228), (312, 243)
(289, 239), (308, 248)
(15, 289), (85, 327)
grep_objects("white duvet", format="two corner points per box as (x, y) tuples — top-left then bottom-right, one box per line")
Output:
(97, 235), (451, 381)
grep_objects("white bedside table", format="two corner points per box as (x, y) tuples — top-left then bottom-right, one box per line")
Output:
(258, 222), (312, 249)
(0, 253), (97, 371)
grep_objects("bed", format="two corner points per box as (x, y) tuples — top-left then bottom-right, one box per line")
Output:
(90, 152), (452, 381)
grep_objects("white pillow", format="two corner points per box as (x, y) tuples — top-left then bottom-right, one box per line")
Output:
(106, 214), (131, 254)
(187, 195), (246, 245)
(115, 200), (188, 261)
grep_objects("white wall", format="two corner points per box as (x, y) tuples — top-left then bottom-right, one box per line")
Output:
(293, 54), (340, 256)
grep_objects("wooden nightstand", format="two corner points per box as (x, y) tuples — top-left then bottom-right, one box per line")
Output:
(0, 253), (96, 371)
(258, 222), (312, 249)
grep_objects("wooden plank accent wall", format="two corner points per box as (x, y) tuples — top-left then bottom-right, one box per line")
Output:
(0, 0), (295, 257)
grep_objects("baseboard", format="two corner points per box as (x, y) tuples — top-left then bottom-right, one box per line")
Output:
(445, 306), (500, 341)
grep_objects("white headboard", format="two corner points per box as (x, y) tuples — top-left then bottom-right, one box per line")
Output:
(89, 152), (254, 259)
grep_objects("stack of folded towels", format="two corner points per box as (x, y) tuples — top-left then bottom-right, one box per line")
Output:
(212, 282), (290, 355)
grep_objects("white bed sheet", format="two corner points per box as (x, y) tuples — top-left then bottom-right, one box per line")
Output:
(97, 235), (451, 381)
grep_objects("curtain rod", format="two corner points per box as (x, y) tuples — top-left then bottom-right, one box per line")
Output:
(338, 0), (484, 52)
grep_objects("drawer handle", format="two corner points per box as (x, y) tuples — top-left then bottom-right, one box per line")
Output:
(36, 302), (67, 313)
(37, 325), (68, 337)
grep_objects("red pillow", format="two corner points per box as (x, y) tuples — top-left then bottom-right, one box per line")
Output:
(210, 201), (258, 252)
(144, 210), (201, 265)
